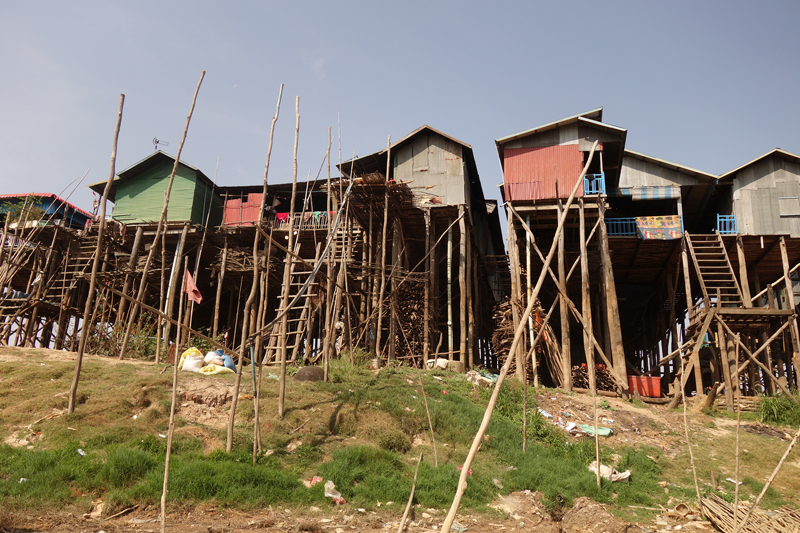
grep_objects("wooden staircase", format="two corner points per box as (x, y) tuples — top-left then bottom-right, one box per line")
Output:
(686, 233), (743, 307)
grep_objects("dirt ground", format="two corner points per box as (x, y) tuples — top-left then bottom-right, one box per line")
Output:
(1, 346), (798, 533)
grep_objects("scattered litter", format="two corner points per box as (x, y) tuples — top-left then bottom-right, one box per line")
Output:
(407, 379), (414, 384)
(324, 480), (346, 505)
(493, 478), (503, 489)
(577, 424), (613, 437)
(158, 434), (166, 439)
(433, 376), (443, 381)
(441, 390), (448, 395)
(77, 448), (87, 456)
(725, 478), (743, 485)
(18, 478), (27, 483)
(357, 508), (366, 513)
(589, 461), (631, 482)
(451, 522), (468, 532)
(537, 408), (553, 419)
(302, 475), (323, 488)
(128, 518), (158, 524)
(266, 373), (280, 380)
(457, 465), (473, 475)
(565, 422), (576, 432)
(602, 418), (615, 423)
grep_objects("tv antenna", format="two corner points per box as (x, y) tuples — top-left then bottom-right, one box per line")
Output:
(153, 137), (169, 152)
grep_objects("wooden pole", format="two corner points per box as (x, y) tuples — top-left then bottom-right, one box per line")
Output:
(780, 236), (800, 375)
(67, 93), (124, 414)
(161, 224), (189, 348)
(229, 85), (283, 449)
(736, 236), (752, 308)
(447, 220), (454, 360)
(160, 259), (187, 533)
(717, 321), (735, 412)
(116, 225), (144, 330)
(375, 136), (391, 359)
(423, 209), (431, 365)
(441, 141), (598, 533)
(557, 200), (571, 390)
(597, 198), (628, 398)
(277, 95), (299, 419)
(458, 205), (467, 366)
(120, 70), (205, 359)
(213, 236), (228, 339)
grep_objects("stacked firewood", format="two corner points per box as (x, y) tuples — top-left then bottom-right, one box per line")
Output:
(571, 364), (617, 392)
(491, 298), (516, 365)
(393, 277), (427, 365)
(491, 299), (563, 386)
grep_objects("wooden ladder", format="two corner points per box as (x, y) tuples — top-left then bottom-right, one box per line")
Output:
(264, 248), (322, 363)
(686, 233), (743, 307)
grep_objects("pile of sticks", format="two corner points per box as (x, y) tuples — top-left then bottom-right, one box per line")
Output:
(490, 298), (517, 363)
(702, 493), (800, 533)
(394, 276), (427, 364)
(491, 298), (563, 385)
(571, 364), (617, 392)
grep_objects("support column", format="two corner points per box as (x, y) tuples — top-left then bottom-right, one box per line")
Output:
(557, 200), (571, 390)
(780, 236), (800, 377)
(579, 199), (594, 393)
(423, 209), (431, 365)
(598, 200), (628, 398)
(458, 205), (467, 366)
(736, 236), (751, 307)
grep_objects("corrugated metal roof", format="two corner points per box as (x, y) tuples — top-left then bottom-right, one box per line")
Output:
(0, 192), (92, 218)
(495, 107), (603, 147)
(719, 148), (800, 181)
(623, 149), (716, 181)
(502, 145), (584, 200)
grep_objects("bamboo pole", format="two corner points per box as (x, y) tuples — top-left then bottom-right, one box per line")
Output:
(397, 453), (423, 533)
(67, 93), (124, 414)
(557, 200), (571, 390)
(120, 70), (205, 359)
(375, 136), (391, 359)
(441, 141), (598, 533)
(277, 96), (299, 419)
(730, 424), (800, 533)
(780, 237), (800, 375)
(161, 258), (188, 533)
(228, 84), (282, 450)
(423, 209), (431, 365)
(212, 236), (227, 339)
(734, 333), (742, 530)
(458, 205), (467, 365)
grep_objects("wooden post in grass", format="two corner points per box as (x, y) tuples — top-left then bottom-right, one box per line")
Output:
(277, 96), (300, 419)
(120, 70), (205, 360)
(161, 258), (187, 533)
(68, 93), (124, 414)
(228, 84), (282, 451)
(441, 142), (598, 533)
(375, 136), (391, 360)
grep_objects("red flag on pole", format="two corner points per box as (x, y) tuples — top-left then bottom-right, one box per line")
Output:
(184, 268), (202, 304)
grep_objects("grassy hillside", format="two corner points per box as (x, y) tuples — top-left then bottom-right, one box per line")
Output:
(1, 346), (798, 525)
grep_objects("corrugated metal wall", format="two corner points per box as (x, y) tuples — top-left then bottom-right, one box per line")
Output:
(503, 145), (584, 200)
(223, 193), (262, 226)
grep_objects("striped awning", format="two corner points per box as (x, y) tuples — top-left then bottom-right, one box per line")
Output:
(608, 186), (680, 200)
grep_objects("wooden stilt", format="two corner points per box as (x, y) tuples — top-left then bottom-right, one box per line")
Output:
(162, 224), (189, 345)
(458, 205), (467, 365)
(580, 200), (594, 395)
(598, 199), (629, 399)
(68, 93), (124, 414)
(375, 136), (391, 360)
(423, 209), (431, 365)
(780, 237), (800, 376)
(558, 201), (571, 390)
(213, 236), (228, 339)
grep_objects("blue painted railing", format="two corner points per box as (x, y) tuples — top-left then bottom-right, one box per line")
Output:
(605, 217), (638, 236)
(717, 214), (737, 235)
(584, 173), (606, 195)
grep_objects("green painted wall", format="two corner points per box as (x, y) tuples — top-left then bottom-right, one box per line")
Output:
(111, 161), (221, 226)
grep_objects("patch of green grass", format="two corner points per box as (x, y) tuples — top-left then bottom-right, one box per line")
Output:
(757, 392), (800, 427)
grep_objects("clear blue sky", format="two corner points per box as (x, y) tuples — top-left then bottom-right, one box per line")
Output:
(1, 1), (799, 217)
